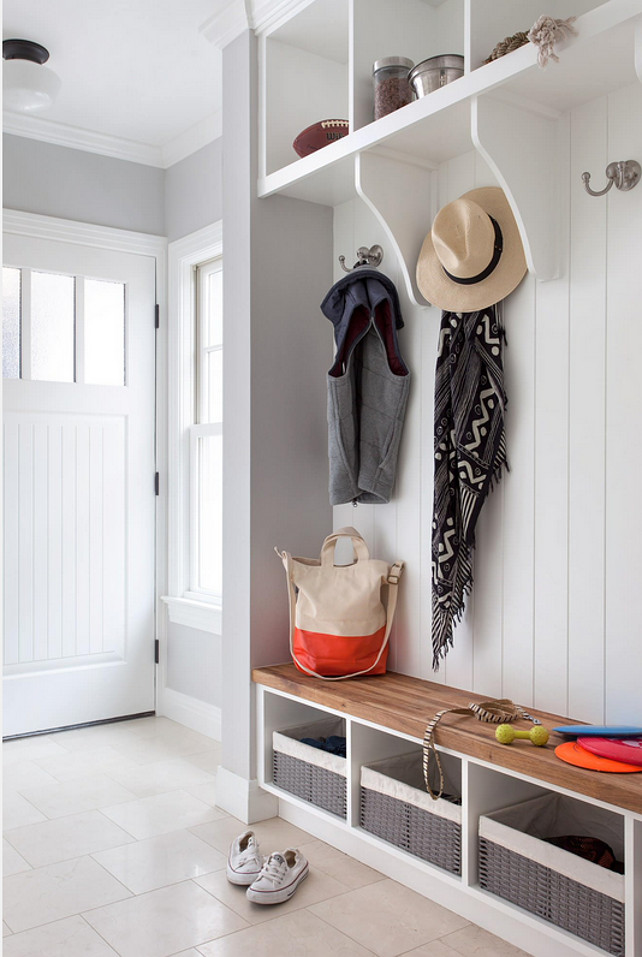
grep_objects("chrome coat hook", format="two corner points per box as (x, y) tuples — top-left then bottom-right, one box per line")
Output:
(339, 244), (384, 272)
(581, 160), (641, 196)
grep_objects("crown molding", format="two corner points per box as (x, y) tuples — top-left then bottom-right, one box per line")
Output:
(250, 0), (314, 34)
(3, 110), (222, 169)
(200, 0), (250, 49)
(3, 111), (164, 166)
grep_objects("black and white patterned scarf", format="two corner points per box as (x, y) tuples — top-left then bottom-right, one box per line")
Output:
(431, 305), (507, 669)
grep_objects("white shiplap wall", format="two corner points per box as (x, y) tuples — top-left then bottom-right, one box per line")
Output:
(332, 81), (642, 725)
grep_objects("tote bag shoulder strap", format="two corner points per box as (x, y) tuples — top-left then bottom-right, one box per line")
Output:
(275, 547), (403, 682)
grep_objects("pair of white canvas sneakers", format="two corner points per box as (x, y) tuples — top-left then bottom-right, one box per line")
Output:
(226, 830), (309, 904)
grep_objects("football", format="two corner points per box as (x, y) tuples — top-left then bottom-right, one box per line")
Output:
(292, 119), (349, 158)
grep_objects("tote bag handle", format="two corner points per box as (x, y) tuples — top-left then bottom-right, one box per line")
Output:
(320, 526), (370, 565)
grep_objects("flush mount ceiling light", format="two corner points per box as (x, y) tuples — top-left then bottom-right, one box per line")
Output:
(3, 38), (61, 113)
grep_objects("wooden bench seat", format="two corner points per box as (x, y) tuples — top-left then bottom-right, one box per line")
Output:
(252, 663), (642, 815)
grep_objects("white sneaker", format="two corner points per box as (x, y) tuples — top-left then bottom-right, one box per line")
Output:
(246, 849), (309, 904)
(226, 831), (264, 885)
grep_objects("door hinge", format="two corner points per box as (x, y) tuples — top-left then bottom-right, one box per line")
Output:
(155, 304), (160, 329)
(154, 639), (160, 664)
(154, 472), (160, 496)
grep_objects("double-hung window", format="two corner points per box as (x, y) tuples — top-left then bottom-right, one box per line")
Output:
(190, 257), (223, 599)
(164, 223), (223, 633)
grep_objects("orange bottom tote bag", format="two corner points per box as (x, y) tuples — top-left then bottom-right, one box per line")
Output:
(275, 527), (403, 680)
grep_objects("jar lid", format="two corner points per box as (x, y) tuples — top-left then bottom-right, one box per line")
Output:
(373, 56), (414, 74)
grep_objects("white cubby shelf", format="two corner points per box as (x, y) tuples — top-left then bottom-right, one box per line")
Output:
(257, 0), (642, 299)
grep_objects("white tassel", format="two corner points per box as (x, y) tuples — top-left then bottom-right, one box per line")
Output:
(527, 15), (578, 68)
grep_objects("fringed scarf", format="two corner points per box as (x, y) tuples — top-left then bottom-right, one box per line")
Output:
(431, 305), (507, 669)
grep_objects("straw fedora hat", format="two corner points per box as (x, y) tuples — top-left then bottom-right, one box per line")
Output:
(416, 187), (527, 311)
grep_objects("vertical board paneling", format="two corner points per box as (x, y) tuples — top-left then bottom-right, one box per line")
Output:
(47, 424), (63, 662)
(604, 82), (642, 724)
(61, 423), (77, 658)
(501, 276), (537, 707)
(75, 424), (91, 657)
(328, 87), (640, 722)
(18, 423), (34, 664)
(568, 97), (608, 723)
(3, 420), (20, 665)
(89, 426), (105, 654)
(532, 115), (571, 716)
(32, 422), (49, 662)
(102, 419), (126, 656)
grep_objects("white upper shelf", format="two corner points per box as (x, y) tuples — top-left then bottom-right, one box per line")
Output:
(258, 0), (642, 206)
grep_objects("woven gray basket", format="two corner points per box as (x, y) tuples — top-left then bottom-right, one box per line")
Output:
(479, 838), (625, 956)
(359, 751), (461, 875)
(272, 717), (347, 819)
(479, 793), (625, 957)
(273, 750), (347, 817)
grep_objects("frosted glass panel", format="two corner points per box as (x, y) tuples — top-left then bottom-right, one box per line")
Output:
(31, 271), (75, 382)
(205, 268), (222, 346)
(84, 279), (126, 386)
(197, 433), (222, 595)
(3, 267), (21, 379)
(206, 349), (223, 423)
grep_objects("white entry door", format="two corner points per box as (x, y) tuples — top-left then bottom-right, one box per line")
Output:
(3, 230), (157, 736)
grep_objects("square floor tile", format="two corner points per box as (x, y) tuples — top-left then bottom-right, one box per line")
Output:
(101, 789), (225, 840)
(3, 737), (69, 766)
(309, 878), (470, 957)
(93, 828), (227, 893)
(197, 908), (375, 957)
(18, 773), (137, 819)
(3, 840), (31, 877)
(3, 759), (59, 794)
(196, 862), (350, 925)
(302, 839), (384, 889)
(4, 856), (131, 933)
(439, 924), (533, 956)
(48, 722), (143, 753)
(3, 793), (47, 831)
(2, 914), (119, 956)
(107, 757), (217, 797)
(185, 780), (218, 807)
(5, 809), (135, 868)
(83, 880), (248, 957)
(34, 745), (137, 783)
(190, 814), (314, 856)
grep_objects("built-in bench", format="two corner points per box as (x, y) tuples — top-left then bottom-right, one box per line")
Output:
(253, 663), (642, 957)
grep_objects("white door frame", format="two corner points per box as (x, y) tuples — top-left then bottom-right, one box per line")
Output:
(2, 209), (168, 726)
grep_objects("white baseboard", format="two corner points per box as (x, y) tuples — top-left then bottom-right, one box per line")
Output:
(216, 765), (278, 824)
(157, 686), (221, 741)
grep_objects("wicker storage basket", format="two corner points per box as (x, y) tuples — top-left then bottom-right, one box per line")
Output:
(479, 793), (625, 956)
(360, 750), (462, 874)
(273, 717), (347, 818)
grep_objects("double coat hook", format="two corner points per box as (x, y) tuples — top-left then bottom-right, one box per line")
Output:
(581, 159), (641, 196)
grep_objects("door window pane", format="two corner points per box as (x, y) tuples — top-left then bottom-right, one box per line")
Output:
(84, 279), (126, 386)
(31, 271), (75, 382)
(3, 267), (21, 379)
(196, 432), (222, 595)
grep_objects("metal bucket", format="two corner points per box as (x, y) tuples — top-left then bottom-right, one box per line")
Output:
(408, 55), (464, 97)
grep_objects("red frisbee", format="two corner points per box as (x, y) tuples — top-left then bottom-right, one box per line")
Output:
(555, 741), (642, 773)
(577, 736), (642, 767)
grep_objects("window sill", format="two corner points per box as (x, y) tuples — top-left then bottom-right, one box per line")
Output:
(161, 595), (222, 634)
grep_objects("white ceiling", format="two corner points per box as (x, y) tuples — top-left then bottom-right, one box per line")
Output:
(3, 0), (228, 167)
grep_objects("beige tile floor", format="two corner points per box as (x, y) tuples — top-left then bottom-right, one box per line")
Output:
(2, 716), (532, 957)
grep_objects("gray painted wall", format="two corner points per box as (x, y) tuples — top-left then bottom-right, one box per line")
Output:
(165, 139), (223, 242)
(3, 134), (166, 235)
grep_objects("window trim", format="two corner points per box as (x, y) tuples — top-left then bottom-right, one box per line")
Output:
(163, 223), (223, 634)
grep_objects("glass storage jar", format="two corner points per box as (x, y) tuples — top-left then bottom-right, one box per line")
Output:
(373, 56), (414, 120)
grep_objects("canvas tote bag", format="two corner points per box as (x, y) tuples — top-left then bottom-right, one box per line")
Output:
(275, 527), (403, 680)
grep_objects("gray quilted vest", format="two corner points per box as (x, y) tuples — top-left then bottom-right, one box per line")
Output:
(321, 269), (410, 505)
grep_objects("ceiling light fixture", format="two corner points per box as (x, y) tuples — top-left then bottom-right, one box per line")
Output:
(3, 38), (61, 113)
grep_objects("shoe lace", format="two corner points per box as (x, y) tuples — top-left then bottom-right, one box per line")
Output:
(260, 853), (287, 884)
